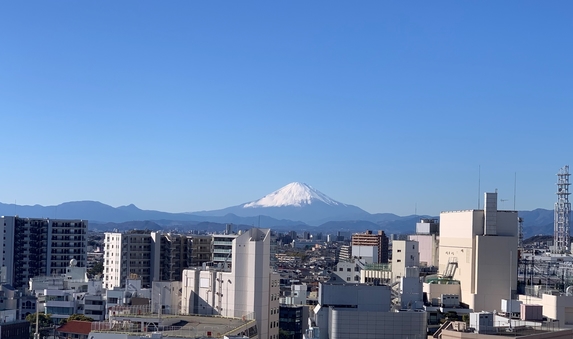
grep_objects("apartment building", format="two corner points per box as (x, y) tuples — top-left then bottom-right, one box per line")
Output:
(212, 234), (237, 269)
(0, 216), (87, 288)
(154, 233), (193, 282)
(351, 230), (389, 263)
(182, 228), (280, 339)
(104, 231), (194, 289)
(190, 234), (212, 267)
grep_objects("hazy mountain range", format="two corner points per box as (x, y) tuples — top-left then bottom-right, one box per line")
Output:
(0, 182), (556, 237)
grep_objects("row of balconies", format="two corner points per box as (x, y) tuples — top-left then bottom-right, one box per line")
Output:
(51, 249), (85, 254)
(52, 222), (86, 228)
(213, 241), (233, 246)
(51, 236), (83, 241)
(51, 229), (85, 234)
(51, 242), (84, 248)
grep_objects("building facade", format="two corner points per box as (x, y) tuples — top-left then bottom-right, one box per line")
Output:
(351, 230), (389, 263)
(0, 216), (87, 288)
(190, 235), (212, 267)
(439, 192), (518, 312)
(104, 231), (194, 289)
(392, 240), (420, 281)
(154, 233), (193, 282)
(212, 234), (238, 269)
(313, 283), (426, 339)
(181, 228), (279, 339)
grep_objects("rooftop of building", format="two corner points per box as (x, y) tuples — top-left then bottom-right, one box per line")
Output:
(56, 320), (92, 335)
(440, 209), (518, 214)
(92, 308), (256, 338)
(442, 325), (571, 338)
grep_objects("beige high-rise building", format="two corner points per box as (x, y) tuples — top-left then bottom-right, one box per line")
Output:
(439, 192), (518, 312)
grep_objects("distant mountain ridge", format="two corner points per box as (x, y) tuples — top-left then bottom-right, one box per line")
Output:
(0, 182), (557, 237)
(192, 182), (370, 224)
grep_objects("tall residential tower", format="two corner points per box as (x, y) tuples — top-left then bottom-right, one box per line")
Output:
(0, 216), (87, 288)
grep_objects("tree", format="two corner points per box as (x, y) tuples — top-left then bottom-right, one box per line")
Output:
(279, 328), (292, 339)
(26, 312), (52, 339)
(462, 314), (470, 324)
(87, 261), (104, 277)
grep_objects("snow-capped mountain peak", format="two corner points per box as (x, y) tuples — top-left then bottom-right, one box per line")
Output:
(243, 182), (344, 208)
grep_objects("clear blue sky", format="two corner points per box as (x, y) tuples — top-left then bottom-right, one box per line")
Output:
(1, 1), (572, 216)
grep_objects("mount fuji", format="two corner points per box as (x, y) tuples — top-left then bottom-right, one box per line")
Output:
(191, 182), (371, 225)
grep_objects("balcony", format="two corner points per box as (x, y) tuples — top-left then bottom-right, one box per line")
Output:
(213, 248), (231, 254)
(213, 241), (233, 246)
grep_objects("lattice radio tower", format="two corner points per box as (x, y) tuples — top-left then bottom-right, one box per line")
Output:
(554, 165), (571, 254)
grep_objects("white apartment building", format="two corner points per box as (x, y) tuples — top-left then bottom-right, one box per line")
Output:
(392, 239), (420, 281)
(332, 261), (361, 283)
(0, 216), (87, 288)
(181, 228), (279, 339)
(439, 192), (518, 312)
(30, 259), (106, 322)
(104, 231), (156, 289)
(105, 231), (191, 289)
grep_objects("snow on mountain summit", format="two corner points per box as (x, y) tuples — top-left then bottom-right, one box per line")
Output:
(243, 182), (344, 208)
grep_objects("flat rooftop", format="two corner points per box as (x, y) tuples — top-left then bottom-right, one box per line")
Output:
(91, 313), (256, 338)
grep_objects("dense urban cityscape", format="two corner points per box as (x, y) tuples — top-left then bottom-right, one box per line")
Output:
(0, 167), (569, 338)
(2, 1), (571, 338)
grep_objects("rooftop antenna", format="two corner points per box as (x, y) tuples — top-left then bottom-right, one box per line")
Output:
(477, 165), (481, 209)
(513, 172), (517, 211)
(500, 199), (509, 209)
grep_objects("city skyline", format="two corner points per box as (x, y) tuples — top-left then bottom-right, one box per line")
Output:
(1, 2), (572, 216)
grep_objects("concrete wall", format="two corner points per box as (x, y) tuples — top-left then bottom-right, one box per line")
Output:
(333, 262), (359, 283)
(351, 246), (377, 264)
(441, 328), (573, 339)
(409, 234), (439, 267)
(518, 294), (573, 327)
(423, 282), (461, 302)
(318, 284), (391, 312)
(328, 309), (426, 339)
(473, 235), (517, 312)
(439, 209), (518, 312)
(392, 240), (419, 281)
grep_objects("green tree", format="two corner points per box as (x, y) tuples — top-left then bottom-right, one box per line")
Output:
(87, 261), (104, 277)
(462, 314), (470, 324)
(279, 328), (292, 339)
(26, 313), (52, 339)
